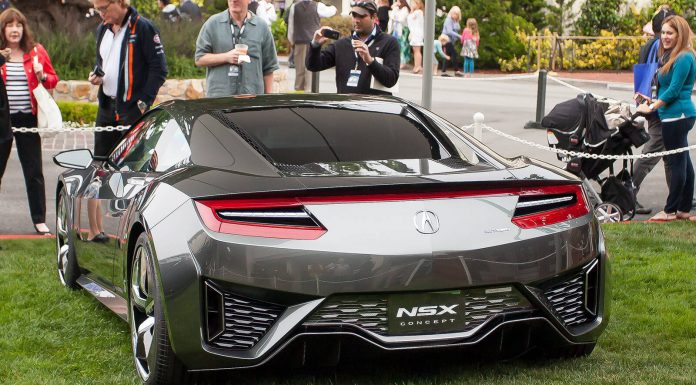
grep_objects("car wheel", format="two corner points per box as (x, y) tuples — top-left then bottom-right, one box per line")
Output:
(56, 188), (79, 289)
(595, 202), (623, 223)
(129, 233), (189, 385)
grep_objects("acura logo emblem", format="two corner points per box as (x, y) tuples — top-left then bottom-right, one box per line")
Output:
(414, 211), (440, 234)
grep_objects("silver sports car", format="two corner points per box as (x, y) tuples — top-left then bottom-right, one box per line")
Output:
(54, 94), (609, 385)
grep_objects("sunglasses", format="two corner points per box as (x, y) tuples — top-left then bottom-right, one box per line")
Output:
(351, 1), (376, 11)
(350, 12), (370, 18)
(94, 1), (116, 13)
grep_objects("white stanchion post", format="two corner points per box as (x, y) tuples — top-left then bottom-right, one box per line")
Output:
(473, 112), (485, 141)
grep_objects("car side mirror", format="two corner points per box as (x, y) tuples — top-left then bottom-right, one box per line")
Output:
(53, 149), (95, 169)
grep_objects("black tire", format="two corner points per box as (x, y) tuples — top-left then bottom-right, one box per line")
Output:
(129, 233), (190, 385)
(56, 188), (79, 289)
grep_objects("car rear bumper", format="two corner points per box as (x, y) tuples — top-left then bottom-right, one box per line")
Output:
(150, 202), (608, 370)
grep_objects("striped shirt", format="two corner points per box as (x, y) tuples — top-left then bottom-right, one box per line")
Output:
(5, 61), (32, 114)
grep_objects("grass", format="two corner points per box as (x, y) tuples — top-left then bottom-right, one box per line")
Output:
(1, 222), (695, 385)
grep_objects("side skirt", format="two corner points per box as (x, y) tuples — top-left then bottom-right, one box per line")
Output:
(77, 275), (128, 321)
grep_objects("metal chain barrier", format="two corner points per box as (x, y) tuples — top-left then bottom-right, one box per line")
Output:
(461, 122), (696, 160)
(11, 123), (129, 133)
(546, 75), (603, 97)
(441, 73), (539, 82)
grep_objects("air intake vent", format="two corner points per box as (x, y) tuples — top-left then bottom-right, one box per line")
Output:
(205, 282), (285, 350)
(542, 260), (599, 328)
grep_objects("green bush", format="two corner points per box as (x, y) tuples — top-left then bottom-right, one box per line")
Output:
(57, 100), (98, 124)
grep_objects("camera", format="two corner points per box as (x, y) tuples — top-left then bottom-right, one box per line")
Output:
(321, 29), (340, 40)
(93, 65), (105, 77)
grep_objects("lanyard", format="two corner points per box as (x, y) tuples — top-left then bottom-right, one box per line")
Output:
(352, 27), (378, 70)
(230, 13), (248, 45)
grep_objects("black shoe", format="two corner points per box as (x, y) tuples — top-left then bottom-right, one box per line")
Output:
(90, 232), (109, 243)
(288, 62), (295, 69)
(635, 202), (652, 215)
(441, 73), (451, 77)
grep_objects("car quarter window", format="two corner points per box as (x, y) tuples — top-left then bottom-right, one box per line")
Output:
(109, 111), (190, 172)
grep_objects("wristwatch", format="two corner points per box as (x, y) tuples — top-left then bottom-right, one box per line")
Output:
(648, 103), (656, 111)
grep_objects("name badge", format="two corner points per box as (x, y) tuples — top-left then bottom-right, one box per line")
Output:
(228, 65), (239, 77)
(347, 70), (361, 87)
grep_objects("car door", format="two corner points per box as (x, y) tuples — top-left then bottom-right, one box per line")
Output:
(75, 111), (190, 290)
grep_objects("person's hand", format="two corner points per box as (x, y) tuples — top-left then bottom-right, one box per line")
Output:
(312, 26), (330, 45)
(352, 39), (373, 64)
(636, 103), (652, 115)
(88, 71), (103, 85)
(226, 48), (240, 65)
(0, 48), (10, 60)
(33, 56), (43, 82)
(445, 55), (451, 61)
(634, 92), (651, 105)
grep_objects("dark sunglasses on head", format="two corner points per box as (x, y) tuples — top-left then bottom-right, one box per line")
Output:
(350, 12), (370, 18)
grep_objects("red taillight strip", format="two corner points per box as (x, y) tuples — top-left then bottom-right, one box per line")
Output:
(195, 201), (326, 240)
(512, 184), (589, 229)
(194, 183), (589, 238)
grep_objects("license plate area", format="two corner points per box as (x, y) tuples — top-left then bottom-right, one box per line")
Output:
(387, 290), (470, 335)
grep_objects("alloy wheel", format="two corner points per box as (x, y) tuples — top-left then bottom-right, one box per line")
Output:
(130, 245), (156, 382)
(56, 192), (70, 286)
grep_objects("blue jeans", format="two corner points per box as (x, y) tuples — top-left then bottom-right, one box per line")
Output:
(661, 117), (695, 213)
(463, 57), (475, 73)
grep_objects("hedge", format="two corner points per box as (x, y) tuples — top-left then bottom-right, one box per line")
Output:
(57, 100), (98, 125)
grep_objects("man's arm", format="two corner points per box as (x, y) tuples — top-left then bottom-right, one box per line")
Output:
(194, 20), (240, 67)
(305, 27), (337, 72)
(263, 73), (273, 93)
(141, 21), (168, 106)
(366, 36), (399, 87)
(261, 27), (280, 93)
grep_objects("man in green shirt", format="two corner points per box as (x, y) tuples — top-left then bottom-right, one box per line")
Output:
(195, 0), (279, 96)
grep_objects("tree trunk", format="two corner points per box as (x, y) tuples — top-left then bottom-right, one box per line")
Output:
(14, 0), (96, 35)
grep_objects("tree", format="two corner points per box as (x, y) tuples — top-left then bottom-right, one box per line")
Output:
(545, 0), (577, 35)
(510, 0), (548, 30)
(576, 0), (622, 35)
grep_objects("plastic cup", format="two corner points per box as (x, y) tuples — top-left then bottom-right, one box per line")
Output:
(235, 44), (248, 55)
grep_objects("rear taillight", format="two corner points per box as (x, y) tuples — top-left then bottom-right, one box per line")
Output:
(195, 198), (326, 240)
(512, 185), (589, 229)
(195, 184), (589, 238)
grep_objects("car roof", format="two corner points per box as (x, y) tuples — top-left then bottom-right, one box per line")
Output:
(156, 93), (411, 121)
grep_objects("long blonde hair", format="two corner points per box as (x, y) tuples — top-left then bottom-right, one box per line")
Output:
(659, 15), (696, 75)
(448, 6), (461, 22)
(466, 18), (478, 36)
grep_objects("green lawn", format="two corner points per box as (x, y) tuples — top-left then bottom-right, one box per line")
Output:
(1, 222), (695, 385)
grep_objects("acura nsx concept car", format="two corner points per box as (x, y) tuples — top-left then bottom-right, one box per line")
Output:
(54, 94), (609, 385)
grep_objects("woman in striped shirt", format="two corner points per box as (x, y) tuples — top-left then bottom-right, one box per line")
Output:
(0, 8), (58, 235)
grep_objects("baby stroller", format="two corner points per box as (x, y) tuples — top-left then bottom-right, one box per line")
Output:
(543, 93), (650, 222)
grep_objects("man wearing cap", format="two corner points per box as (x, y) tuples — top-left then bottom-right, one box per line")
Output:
(306, 0), (399, 95)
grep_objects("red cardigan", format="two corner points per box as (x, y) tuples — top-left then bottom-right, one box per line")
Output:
(0, 43), (59, 115)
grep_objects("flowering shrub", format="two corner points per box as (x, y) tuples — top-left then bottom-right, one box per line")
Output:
(498, 28), (646, 72)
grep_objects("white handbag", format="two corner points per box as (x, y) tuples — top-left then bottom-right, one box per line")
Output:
(31, 54), (62, 130)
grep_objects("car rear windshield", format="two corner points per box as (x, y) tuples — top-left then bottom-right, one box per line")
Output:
(220, 107), (450, 166)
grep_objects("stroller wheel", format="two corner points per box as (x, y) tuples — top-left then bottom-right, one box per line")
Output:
(595, 202), (623, 223)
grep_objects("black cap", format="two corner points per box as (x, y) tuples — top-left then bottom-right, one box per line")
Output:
(351, 1), (378, 16)
(652, 7), (677, 34)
